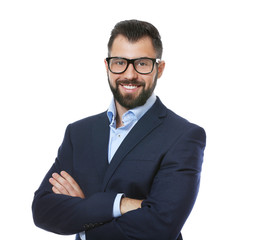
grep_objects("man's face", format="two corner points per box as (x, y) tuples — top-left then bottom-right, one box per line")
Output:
(105, 35), (165, 110)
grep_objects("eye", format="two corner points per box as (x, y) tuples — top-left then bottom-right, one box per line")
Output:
(138, 61), (148, 66)
(136, 59), (152, 67)
(114, 59), (126, 66)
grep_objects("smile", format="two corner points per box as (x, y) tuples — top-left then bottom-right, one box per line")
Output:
(122, 85), (138, 90)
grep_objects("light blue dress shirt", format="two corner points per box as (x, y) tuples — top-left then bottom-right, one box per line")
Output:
(80, 94), (157, 240)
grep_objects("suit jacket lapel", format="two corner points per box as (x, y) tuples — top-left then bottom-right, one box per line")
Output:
(101, 98), (167, 191)
(91, 112), (110, 182)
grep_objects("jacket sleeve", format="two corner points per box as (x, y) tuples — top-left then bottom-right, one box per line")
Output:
(32, 124), (116, 235)
(85, 125), (206, 240)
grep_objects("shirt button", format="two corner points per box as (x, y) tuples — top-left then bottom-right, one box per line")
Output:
(118, 134), (121, 138)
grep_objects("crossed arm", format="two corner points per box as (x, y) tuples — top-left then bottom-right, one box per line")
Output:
(49, 171), (142, 215)
(33, 124), (206, 239)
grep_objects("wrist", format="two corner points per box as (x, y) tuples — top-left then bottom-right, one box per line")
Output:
(112, 193), (124, 218)
(120, 197), (142, 215)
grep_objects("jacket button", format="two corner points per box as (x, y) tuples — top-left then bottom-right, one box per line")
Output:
(84, 222), (104, 231)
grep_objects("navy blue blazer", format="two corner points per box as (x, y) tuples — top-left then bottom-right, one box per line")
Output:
(32, 97), (206, 240)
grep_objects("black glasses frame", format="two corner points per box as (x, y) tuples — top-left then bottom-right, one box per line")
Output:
(106, 57), (161, 75)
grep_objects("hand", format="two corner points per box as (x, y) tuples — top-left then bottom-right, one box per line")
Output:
(120, 197), (143, 215)
(49, 171), (85, 199)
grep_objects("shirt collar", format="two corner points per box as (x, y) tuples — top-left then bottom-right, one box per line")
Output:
(107, 93), (157, 124)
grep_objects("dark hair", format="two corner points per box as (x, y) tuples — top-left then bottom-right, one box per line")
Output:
(108, 19), (163, 58)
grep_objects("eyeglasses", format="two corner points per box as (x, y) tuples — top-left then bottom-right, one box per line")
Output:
(106, 57), (161, 75)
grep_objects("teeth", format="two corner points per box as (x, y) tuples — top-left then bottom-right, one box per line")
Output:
(123, 85), (137, 90)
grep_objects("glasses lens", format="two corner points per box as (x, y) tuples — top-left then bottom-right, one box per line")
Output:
(109, 58), (128, 73)
(134, 58), (154, 74)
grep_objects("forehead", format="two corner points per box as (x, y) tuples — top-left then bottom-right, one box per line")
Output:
(110, 35), (156, 58)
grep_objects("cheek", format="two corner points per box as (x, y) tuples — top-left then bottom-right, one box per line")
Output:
(108, 74), (119, 85)
(144, 76), (156, 89)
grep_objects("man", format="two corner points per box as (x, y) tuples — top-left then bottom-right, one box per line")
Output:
(32, 19), (206, 240)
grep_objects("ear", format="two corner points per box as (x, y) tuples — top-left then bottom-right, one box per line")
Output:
(157, 60), (165, 79)
(104, 59), (109, 71)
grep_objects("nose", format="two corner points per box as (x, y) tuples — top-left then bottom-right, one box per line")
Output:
(123, 62), (138, 79)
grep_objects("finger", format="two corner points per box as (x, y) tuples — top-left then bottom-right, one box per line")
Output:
(60, 171), (80, 190)
(60, 171), (85, 199)
(49, 175), (70, 195)
(52, 186), (61, 194)
(50, 172), (85, 198)
(52, 172), (72, 191)
(52, 172), (81, 197)
(49, 177), (65, 194)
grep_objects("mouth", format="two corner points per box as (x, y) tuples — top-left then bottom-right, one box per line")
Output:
(122, 84), (139, 90)
(117, 80), (145, 92)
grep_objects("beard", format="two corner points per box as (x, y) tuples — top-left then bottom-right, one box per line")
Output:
(108, 74), (158, 110)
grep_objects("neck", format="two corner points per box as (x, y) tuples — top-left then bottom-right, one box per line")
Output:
(115, 101), (129, 128)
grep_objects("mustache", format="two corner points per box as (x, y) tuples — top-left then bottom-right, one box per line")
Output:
(116, 79), (145, 86)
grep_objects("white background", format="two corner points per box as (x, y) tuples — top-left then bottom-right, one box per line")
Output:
(1, 0), (260, 239)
